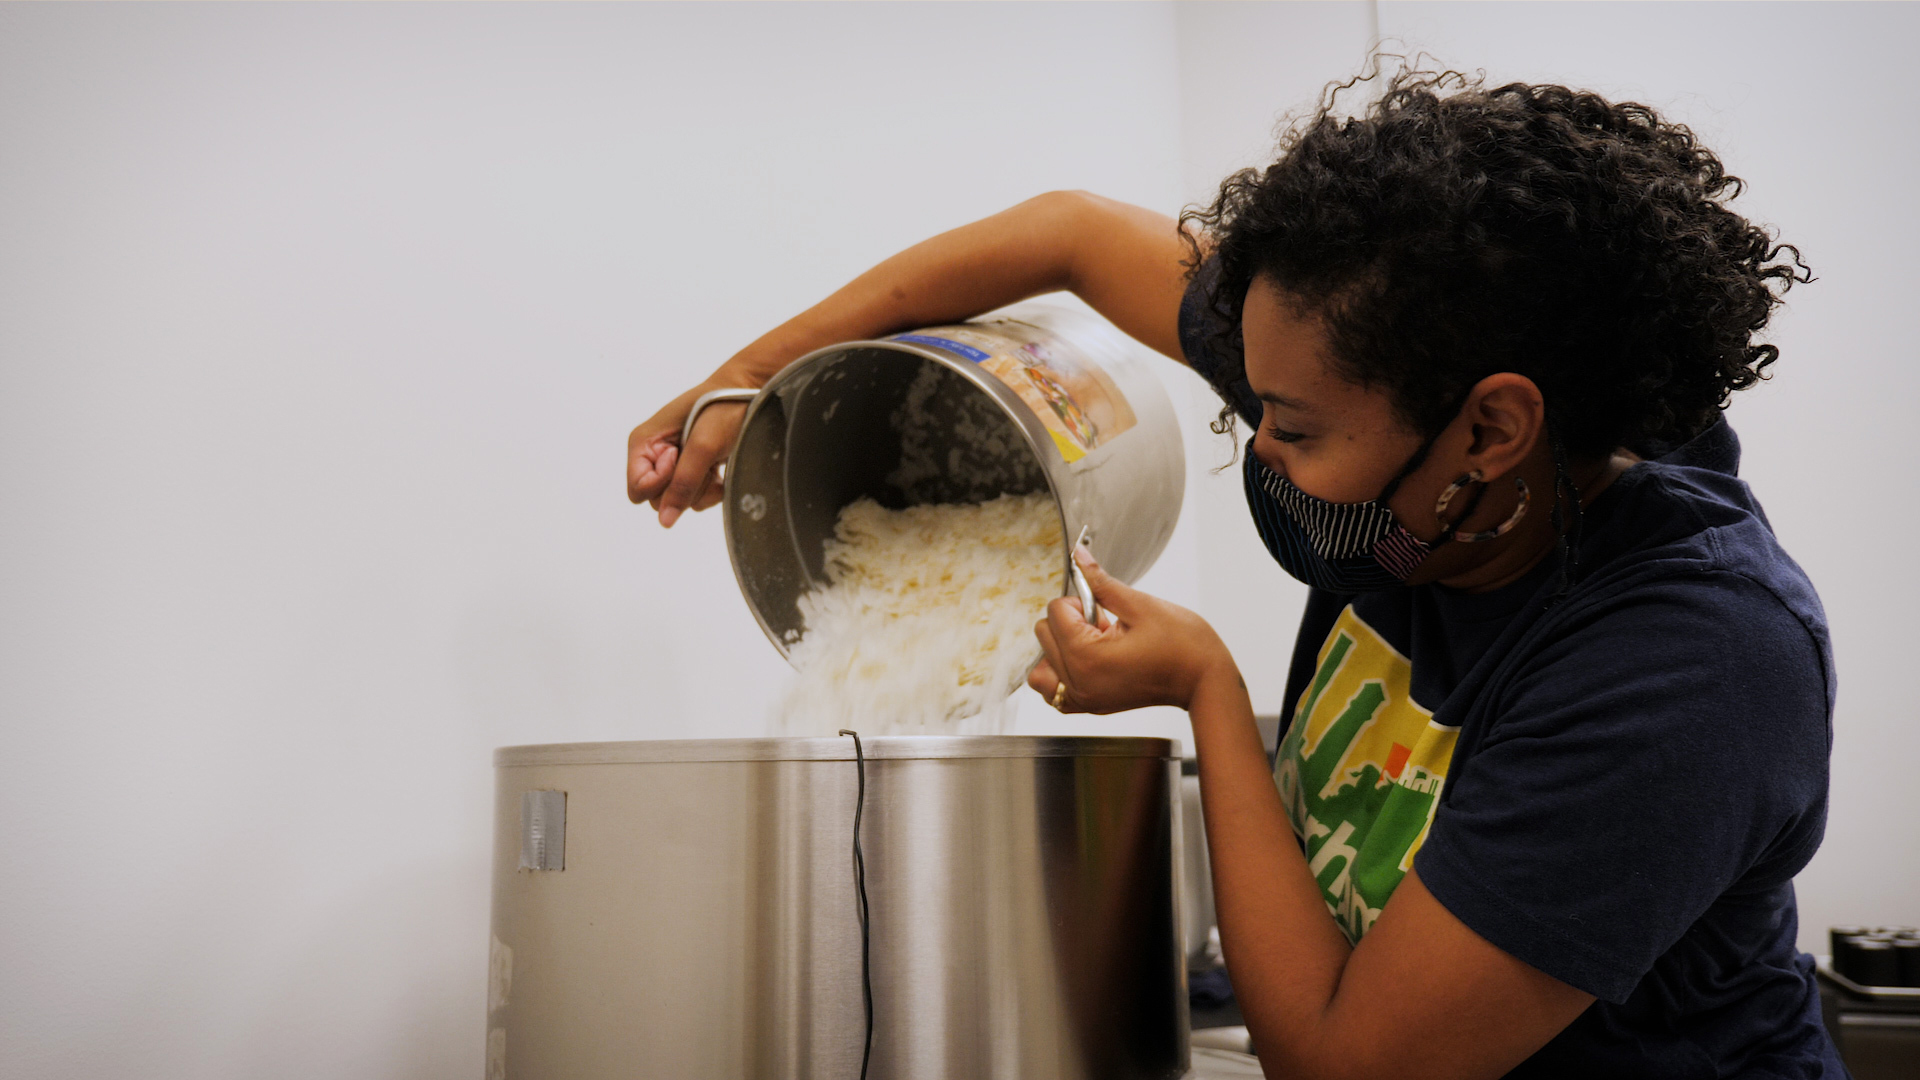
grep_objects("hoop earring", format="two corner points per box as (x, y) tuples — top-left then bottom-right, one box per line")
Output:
(1435, 471), (1530, 543)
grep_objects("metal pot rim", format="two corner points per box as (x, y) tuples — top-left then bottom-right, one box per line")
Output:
(494, 735), (1180, 767)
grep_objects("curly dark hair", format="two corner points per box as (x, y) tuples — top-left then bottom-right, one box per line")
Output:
(1180, 67), (1811, 459)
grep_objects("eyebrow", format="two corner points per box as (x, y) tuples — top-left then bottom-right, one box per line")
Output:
(1256, 390), (1314, 411)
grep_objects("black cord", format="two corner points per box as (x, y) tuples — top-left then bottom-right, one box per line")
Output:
(837, 729), (873, 1080)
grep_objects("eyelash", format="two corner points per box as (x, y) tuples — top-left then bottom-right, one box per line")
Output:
(1264, 424), (1307, 444)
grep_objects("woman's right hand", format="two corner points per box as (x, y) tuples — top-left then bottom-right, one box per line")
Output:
(627, 375), (756, 526)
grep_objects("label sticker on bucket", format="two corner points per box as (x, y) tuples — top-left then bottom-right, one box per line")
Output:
(891, 333), (993, 364)
(887, 324), (1136, 463)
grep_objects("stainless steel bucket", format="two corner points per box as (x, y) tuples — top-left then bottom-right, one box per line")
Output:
(686, 302), (1186, 657)
(488, 736), (1190, 1080)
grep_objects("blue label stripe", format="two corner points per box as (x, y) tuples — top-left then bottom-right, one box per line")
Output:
(890, 333), (992, 364)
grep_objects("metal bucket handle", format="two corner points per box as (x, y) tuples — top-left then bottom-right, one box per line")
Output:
(1071, 525), (1104, 630)
(678, 386), (760, 451)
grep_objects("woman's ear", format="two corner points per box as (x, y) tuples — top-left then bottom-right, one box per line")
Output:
(1460, 373), (1545, 478)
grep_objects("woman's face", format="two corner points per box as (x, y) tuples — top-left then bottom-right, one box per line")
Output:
(1240, 276), (1567, 591)
(1240, 278), (1432, 506)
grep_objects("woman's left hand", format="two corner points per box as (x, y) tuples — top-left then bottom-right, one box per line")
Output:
(1030, 546), (1239, 714)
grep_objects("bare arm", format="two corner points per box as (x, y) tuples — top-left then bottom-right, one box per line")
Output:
(628, 191), (1192, 524)
(1031, 550), (1595, 1080)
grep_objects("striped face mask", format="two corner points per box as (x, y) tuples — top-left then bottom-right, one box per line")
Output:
(1241, 435), (1448, 592)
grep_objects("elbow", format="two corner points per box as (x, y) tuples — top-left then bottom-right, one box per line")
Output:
(1250, 1056), (1366, 1080)
(1022, 189), (1103, 235)
(1241, 1017), (1376, 1080)
(1022, 189), (1115, 293)
(1031, 187), (1104, 210)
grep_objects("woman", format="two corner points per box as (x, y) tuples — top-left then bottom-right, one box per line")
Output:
(628, 72), (1839, 1078)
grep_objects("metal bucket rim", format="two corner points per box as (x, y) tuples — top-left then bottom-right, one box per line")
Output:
(493, 735), (1181, 767)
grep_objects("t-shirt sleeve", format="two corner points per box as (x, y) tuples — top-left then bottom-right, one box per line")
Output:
(1412, 571), (1833, 1004)
(1177, 255), (1262, 427)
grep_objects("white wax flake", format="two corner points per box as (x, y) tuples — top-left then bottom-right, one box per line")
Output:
(776, 493), (1061, 735)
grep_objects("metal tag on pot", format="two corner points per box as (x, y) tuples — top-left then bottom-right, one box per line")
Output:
(520, 789), (566, 871)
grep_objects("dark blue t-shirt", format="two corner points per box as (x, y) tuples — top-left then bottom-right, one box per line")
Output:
(1180, 270), (1845, 1077)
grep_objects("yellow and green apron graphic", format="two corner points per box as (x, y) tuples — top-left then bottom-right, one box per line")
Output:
(1274, 606), (1459, 942)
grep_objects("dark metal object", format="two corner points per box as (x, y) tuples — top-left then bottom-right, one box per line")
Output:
(1896, 939), (1920, 988)
(1820, 968), (1920, 1080)
(1852, 940), (1904, 988)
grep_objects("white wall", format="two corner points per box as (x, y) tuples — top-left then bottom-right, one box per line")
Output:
(3, 4), (1913, 1077)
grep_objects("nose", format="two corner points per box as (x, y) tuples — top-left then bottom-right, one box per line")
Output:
(1250, 437), (1288, 477)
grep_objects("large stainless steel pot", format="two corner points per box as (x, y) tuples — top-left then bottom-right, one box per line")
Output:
(683, 302), (1186, 658)
(488, 736), (1190, 1080)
